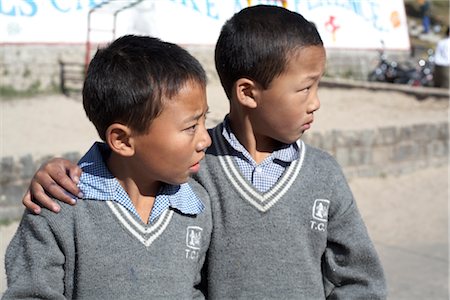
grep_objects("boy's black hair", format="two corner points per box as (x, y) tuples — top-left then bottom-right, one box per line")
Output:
(83, 35), (207, 141)
(215, 5), (323, 99)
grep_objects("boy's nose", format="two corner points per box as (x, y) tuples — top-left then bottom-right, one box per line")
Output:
(197, 128), (212, 152)
(308, 93), (320, 113)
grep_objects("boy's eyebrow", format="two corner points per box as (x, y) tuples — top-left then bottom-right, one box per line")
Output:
(307, 72), (324, 80)
(299, 74), (321, 85)
(302, 73), (324, 84)
(182, 106), (210, 123)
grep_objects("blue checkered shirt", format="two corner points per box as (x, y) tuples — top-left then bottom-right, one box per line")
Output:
(77, 142), (204, 223)
(221, 117), (300, 192)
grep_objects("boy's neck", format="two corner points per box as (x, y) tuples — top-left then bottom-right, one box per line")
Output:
(228, 113), (282, 164)
(107, 153), (159, 224)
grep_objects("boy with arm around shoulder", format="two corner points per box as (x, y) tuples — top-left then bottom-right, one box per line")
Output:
(4, 35), (212, 299)
(196, 5), (386, 299)
(22, 5), (387, 299)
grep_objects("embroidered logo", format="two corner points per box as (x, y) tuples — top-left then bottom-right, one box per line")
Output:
(310, 199), (330, 232)
(185, 226), (203, 260)
(312, 199), (330, 222)
(186, 226), (202, 249)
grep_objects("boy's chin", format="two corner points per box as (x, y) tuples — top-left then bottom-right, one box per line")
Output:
(277, 134), (303, 145)
(165, 176), (191, 186)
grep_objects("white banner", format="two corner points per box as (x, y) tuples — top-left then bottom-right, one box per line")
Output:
(0, 0), (410, 50)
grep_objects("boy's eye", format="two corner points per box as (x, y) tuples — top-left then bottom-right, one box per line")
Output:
(185, 124), (198, 132)
(185, 110), (208, 133)
(298, 87), (310, 93)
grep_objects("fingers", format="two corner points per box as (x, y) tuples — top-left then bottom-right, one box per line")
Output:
(67, 163), (83, 189)
(34, 170), (75, 203)
(22, 189), (43, 214)
(24, 158), (82, 214)
(22, 176), (68, 214)
(48, 158), (83, 204)
(34, 159), (81, 204)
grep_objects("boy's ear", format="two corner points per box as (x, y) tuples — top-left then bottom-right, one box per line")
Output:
(105, 123), (135, 157)
(234, 78), (260, 109)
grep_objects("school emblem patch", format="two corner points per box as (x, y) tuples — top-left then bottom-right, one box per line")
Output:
(312, 199), (330, 222)
(186, 226), (203, 250)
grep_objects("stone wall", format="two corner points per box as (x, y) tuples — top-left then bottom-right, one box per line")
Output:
(0, 44), (397, 94)
(302, 122), (448, 178)
(1, 121), (447, 222)
(1, 45), (86, 94)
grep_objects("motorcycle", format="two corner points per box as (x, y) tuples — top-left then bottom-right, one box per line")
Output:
(367, 44), (435, 87)
(414, 48), (434, 87)
(367, 48), (403, 84)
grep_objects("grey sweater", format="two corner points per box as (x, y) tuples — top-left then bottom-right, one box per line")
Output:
(193, 124), (387, 299)
(3, 178), (212, 300)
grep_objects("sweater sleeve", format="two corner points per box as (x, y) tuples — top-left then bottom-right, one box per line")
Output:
(3, 210), (67, 300)
(321, 162), (387, 299)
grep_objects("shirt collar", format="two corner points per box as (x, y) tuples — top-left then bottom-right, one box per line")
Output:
(221, 116), (299, 164)
(78, 142), (204, 222)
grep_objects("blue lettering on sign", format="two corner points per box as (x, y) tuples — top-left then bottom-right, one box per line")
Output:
(0, 0), (37, 16)
(368, 1), (385, 31)
(51, 0), (73, 12)
(233, 0), (244, 11)
(88, 0), (109, 9)
(233, 0), (284, 13)
(205, 0), (218, 19)
(51, 0), (107, 13)
(169, 0), (219, 20)
(1, 0), (106, 16)
(293, 0), (388, 32)
(177, 0), (200, 12)
(255, 0), (281, 5)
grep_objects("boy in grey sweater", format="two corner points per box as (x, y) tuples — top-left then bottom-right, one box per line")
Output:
(21, 5), (387, 299)
(4, 35), (212, 299)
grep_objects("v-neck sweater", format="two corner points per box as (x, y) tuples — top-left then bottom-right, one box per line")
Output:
(193, 123), (387, 299)
(4, 183), (211, 299)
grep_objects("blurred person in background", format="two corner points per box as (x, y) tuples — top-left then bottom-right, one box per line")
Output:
(433, 26), (449, 88)
(417, 0), (431, 34)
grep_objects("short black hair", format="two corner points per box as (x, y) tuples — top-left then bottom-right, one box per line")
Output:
(83, 35), (207, 141)
(215, 5), (323, 99)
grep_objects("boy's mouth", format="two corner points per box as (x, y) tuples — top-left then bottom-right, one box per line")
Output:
(189, 162), (201, 173)
(302, 120), (313, 130)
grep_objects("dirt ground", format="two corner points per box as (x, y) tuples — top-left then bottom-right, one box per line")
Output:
(1, 84), (448, 159)
(0, 83), (449, 298)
